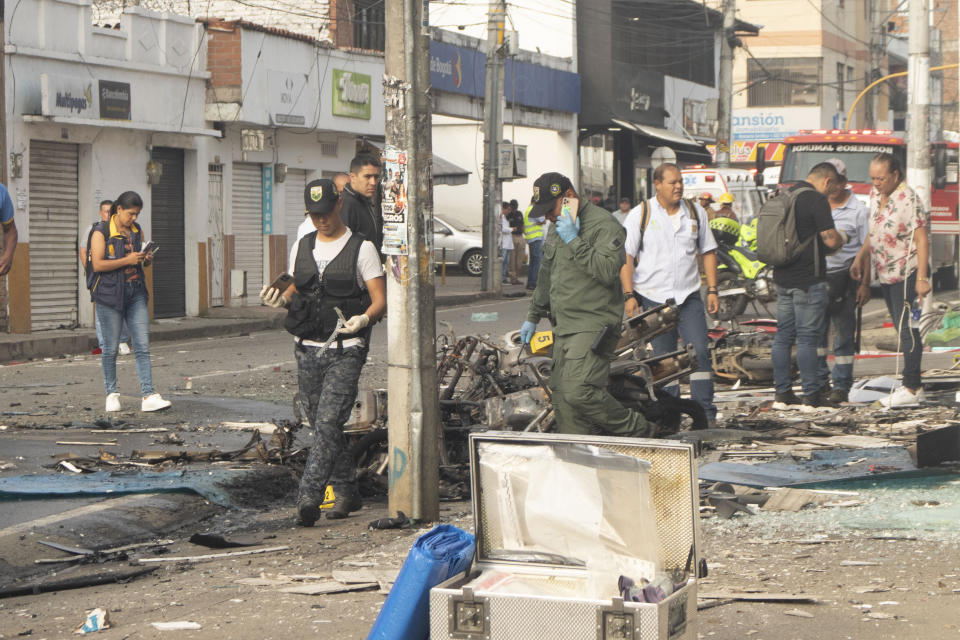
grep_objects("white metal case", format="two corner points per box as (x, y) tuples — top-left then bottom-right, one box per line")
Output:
(430, 432), (701, 640)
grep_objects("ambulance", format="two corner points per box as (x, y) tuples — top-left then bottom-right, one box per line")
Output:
(681, 167), (767, 223)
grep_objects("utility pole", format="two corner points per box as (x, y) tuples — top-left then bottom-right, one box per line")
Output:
(907, 0), (931, 212)
(481, 0), (505, 292)
(383, 0), (440, 523)
(715, 0), (735, 168)
(865, 0), (876, 129)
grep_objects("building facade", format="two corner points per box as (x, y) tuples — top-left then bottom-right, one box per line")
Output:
(3, 0), (214, 333)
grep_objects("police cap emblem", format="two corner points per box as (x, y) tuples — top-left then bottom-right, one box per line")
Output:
(310, 185), (323, 202)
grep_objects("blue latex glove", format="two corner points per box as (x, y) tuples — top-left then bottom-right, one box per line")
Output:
(520, 321), (537, 344)
(556, 210), (580, 244)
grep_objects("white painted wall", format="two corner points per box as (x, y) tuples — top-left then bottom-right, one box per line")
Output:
(432, 115), (576, 230)
(5, 0), (212, 327)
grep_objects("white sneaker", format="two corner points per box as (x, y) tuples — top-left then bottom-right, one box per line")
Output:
(118, 343), (131, 355)
(878, 386), (921, 409)
(105, 393), (121, 412)
(142, 393), (172, 412)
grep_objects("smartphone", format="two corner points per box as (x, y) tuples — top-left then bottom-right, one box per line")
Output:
(269, 273), (294, 292)
(142, 241), (158, 255)
(561, 197), (579, 223)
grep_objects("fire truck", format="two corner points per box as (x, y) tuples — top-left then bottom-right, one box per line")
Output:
(777, 129), (960, 289)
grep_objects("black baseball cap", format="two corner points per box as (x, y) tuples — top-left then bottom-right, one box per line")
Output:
(530, 172), (573, 218)
(304, 178), (341, 215)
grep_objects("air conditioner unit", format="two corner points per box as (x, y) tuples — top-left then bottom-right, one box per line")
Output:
(497, 143), (528, 180)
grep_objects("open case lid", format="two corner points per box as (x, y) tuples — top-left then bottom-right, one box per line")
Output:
(469, 431), (700, 577)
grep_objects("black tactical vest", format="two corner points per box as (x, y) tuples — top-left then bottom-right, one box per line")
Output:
(284, 231), (372, 342)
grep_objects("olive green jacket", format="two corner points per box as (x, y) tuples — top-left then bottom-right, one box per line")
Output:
(526, 201), (627, 336)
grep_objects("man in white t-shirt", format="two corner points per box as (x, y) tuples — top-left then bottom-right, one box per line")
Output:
(260, 178), (385, 527)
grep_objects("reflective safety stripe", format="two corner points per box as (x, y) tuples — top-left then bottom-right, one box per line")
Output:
(834, 355), (856, 364)
(816, 348), (828, 356)
(523, 205), (544, 241)
(690, 371), (713, 381)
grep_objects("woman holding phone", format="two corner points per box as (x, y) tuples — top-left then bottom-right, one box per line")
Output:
(89, 191), (171, 413)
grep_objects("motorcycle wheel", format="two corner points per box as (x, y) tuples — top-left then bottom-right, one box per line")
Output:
(713, 271), (749, 321)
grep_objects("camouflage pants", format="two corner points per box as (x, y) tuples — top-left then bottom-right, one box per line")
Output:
(295, 343), (363, 505)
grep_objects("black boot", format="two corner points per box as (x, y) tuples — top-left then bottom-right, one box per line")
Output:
(326, 485), (362, 520)
(296, 498), (321, 527)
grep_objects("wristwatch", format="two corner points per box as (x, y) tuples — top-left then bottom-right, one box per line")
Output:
(623, 292), (635, 302)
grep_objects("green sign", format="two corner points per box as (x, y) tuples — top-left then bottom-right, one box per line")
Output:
(332, 69), (371, 120)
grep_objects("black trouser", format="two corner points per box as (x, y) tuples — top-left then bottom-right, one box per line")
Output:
(880, 272), (923, 390)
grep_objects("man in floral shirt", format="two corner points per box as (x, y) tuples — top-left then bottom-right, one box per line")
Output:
(851, 152), (930, 408)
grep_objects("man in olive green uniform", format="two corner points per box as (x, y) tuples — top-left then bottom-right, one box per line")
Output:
(519, 172), (651, 437)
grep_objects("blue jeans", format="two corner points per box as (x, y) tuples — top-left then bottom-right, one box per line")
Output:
(526, 239), (543, 288)
(501, 247), (511, 283)
(641, 292), (716, 420)
(880, 271), (923, 390)
(97, 281), (155, 396)
(774, 282), (828, 396)
(95, 307), (129, 349)
(817, 272), (857, 392)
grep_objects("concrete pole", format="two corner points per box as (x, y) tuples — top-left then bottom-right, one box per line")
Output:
(715, 0), (735, 168)
(907, 0), (931, 213)
(383, 0), (440, 523)
(481, 0), (505, 292)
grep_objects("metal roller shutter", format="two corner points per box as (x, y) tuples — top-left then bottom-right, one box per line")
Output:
(150, 147), (185, 318)
(232, 164), (264, 299)
(284, 169), (308, 264)
(29, 140), (79, 330)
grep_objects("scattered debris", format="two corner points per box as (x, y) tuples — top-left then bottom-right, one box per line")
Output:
(840, 560), (882, 567)
(280, 581), (379, 595)
(698, 592), (819, 604)
(917, 425), (960, 468)
(219, 421), (278, 434)
(73, 608), (110, 634)
(854, 586), (891, 594)
(138, 546), (290, 564)
(188, 532), (262, 549)
(151, 621), (202, 631)
(783, 608), (815, 618)
(368, 511), (411, 530)
(0, 566), (158, 599)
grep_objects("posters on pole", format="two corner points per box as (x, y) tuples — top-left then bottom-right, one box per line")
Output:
(381, 145), (408, 256)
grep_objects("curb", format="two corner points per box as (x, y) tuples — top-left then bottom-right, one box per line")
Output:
(0, 293), (522, 364)
(0, 315), (285, 364)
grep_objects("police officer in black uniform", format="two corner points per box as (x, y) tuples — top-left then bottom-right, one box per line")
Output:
(260, 178), (386, 526)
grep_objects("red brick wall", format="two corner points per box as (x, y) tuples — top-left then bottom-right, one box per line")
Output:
(206, 20), (243, 103)
(330, 0), (354, 49)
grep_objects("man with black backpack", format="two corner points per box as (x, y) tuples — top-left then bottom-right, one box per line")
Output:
(757, 162), (846, 411)
(81, 200), (130, 355)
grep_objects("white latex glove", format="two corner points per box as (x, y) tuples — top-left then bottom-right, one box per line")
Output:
(259, 286), (287, 308)
(342, 313), (370, 334)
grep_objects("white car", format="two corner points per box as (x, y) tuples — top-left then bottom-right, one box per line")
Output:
(432, 216), (485, 276)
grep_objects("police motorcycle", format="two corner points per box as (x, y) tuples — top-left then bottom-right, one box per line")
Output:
(709, 216), (776, 321)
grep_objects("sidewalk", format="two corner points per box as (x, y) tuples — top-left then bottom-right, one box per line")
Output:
(0, 271), (529, 364)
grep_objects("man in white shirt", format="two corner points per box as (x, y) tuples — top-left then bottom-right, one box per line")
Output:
(260, 178), (385, 527)
(619, 163), (721, 425)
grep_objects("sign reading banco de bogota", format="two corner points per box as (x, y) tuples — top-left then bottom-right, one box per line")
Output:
(332, 69), (371, 120)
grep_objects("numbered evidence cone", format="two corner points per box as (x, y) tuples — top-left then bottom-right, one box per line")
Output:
(530, 331), (554, 354)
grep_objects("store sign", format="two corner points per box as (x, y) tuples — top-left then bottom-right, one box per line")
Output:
(269, 71), (309, 126)
(41, 74), (97, 118)
(683, 98), (717, 138)
(262, 165), (274, 235)
(332, 69), (371, 120)
(99, 80), (131, 120)
(732, 108), (821, 141)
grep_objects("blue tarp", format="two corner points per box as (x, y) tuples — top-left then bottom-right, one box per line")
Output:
(0, 470), (238, 506)
(367, 524), (475, 640)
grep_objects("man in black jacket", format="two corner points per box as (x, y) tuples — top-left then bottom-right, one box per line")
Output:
(341, 154), (383, 257)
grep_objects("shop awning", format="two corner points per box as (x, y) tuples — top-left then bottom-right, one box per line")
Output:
(611, 119), (712, 164)
(360, 139), (471, 186)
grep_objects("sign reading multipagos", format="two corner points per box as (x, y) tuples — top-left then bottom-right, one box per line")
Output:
(332, 69), (371, 120)
(41, 74), (97, 118)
